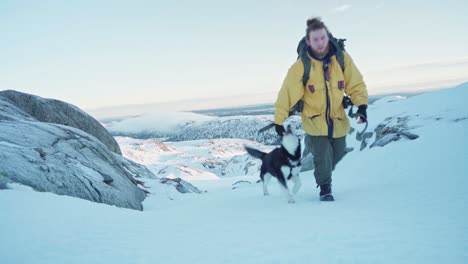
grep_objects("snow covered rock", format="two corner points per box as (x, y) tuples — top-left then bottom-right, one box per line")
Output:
(370, 116), (419, 148)
(0, 92), (158, 210)
(0, 90), (121, 155)
(0, 121), (150, 210)
(231, 180), (253, 189)
(159, 177), (203, 194)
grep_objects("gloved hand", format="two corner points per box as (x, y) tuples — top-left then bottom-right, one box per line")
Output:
(356, 105), (367, 123)
(342, 96), (353, 109)
(274, 124), (285, 137)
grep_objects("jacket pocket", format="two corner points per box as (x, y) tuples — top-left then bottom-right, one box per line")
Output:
(332, 108), (347, 121)
(304, 81), (324, 115)
(308, 113), (321, 130)
(309, 114), (321, 119)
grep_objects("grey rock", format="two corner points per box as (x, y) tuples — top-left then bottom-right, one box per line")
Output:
(454, 116), (468, 122)
(0, 120), (150, 210)
(0, 93), (163, 210)
(370, 116), (419, 148)
(0, 96), (37, 122)
(232, 180), (252, 189)
(159, 177), (203, 194)
(0, 174), (11, 189)
(0, 90), (121, 155)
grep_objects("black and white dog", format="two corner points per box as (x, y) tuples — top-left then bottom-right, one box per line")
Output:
(245, 125), (302, 203)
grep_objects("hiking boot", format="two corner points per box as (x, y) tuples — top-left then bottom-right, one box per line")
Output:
(319, 184), (334, 201)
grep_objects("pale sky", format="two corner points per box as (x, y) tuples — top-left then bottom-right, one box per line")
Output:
(1, 0), (468, 112)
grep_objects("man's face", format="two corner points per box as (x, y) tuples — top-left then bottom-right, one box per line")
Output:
(307, 28), (329, 54)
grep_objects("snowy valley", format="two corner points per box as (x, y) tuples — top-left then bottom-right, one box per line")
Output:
(1, 83), (468, 263)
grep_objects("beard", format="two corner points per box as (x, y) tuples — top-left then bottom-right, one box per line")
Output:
(312, 45), (329, 58)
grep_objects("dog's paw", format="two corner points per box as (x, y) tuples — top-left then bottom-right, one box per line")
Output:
(288, 198), (296, 204)
(263, 192), (270, 196)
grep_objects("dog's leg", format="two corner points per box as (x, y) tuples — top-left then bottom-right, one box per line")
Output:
(262, 173), (272, 196)
(280, 166), (295, 203)
(291, 175), (302, 195)
(291, 166), (302, 195)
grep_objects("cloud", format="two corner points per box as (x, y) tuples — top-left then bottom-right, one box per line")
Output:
(377, 57), (468, 72)
(364, 57), (468, 95)
(331, 4), (352, 13)
(375, 2), (385, 9)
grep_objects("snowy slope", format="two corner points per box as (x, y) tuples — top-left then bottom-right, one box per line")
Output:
(1, 83), (468, 264)
(105, 112), (304, 145)
(116, 137), (272, 180)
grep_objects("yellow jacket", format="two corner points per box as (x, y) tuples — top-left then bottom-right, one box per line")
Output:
(274, 51), (368, 138)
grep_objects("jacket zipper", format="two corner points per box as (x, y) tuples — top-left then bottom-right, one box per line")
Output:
(323, 61), (333, 139)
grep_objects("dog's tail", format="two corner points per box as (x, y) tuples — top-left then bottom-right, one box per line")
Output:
(244, 146), (267, 160)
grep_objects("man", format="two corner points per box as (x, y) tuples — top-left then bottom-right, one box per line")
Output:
(273, 17), (368, 201)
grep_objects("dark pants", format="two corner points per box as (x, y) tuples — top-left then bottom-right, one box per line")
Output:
(304, 135), (347, 186)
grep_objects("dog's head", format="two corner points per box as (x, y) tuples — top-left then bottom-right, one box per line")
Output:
(283, 124), (294, 136)
(281, 125), (301, 157)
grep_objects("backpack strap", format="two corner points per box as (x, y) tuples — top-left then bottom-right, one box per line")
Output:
(297, 36), (311, 86)
(328, 32), (346, 71)
(335, 49), (345, 71)
(301, 53), (312, 86)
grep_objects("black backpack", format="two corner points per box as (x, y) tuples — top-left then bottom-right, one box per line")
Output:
(288, 33), (348, 116)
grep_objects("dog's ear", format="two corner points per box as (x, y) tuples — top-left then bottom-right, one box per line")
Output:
(286, 124), (296, 135)
(292, 125), (297, 134)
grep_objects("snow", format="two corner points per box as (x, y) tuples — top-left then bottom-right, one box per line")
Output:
(104, 111), (299, 146)
(117, 137), (270, 180)
(105, 111), (215, 134)
(1, 82), (468, 263)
